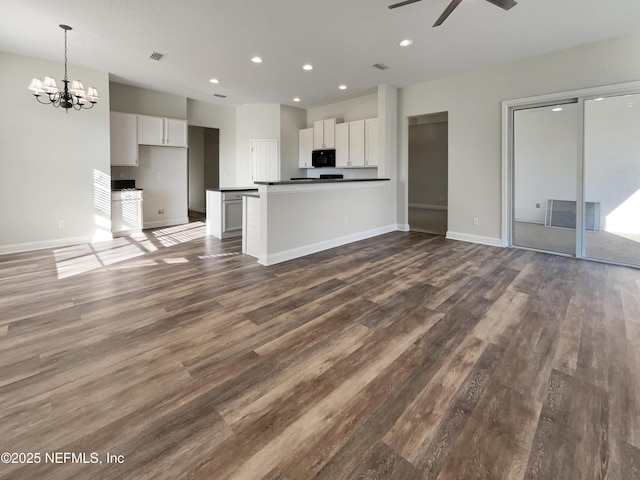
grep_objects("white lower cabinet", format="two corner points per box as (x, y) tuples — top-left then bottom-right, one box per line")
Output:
(206, 189), (255, 239)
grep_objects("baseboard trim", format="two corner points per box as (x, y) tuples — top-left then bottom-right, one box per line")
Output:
(396, 224), (410, 232)
(259, 224), (397, 266)
(409, 203), (448, 211)
(446, 231), (505, 248)
(0, 235), (94, 255)
(143, 218), (190, 229)
(189, 207), (206, 214)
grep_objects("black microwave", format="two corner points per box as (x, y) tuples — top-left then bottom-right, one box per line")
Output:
(312, 149), (336, 168)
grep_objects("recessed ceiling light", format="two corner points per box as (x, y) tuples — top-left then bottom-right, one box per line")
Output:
(209, 78), (219, 84)
(251, 56), (263, 63)
(293, 97), (301, 102)
(552, 107), (563, 112)
(302, 64), (313, 71)
(339, 85), (347, 90)
(399, 39), (413, 47)
(594, 97), (605, 101)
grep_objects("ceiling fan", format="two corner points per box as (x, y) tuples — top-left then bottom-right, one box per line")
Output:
(389, 0), (517, 27)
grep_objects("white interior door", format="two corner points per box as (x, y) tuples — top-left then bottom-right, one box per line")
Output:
(251, 139), (279, 182)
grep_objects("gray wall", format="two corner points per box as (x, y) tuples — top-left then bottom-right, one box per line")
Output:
(109, 82), (186, 119)
(408, 120), (448, 208)
(280, 105), (307, 181)
(0, 52), (111, 253)
(204, 128), (220, 190)
(187, 98), (236, 187)
(188, 126), (205, 212)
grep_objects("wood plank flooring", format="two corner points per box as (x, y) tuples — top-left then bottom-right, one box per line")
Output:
(1, 225), (639, 479)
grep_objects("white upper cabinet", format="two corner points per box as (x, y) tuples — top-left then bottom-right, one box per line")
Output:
(365, 118), (378, 166)
(164, 118), (188, 147)
(298, 128), (313, 168)
(335, 123), (349, 167)
(110, 112), (139, 166)
(348, 120), (366, 167)
(313, 118), (336, 150)
(138, 115), (187, 147)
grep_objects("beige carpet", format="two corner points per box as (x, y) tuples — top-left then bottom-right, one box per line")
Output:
(514, 221), (640, 267)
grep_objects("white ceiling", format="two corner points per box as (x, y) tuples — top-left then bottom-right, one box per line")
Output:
(1, 0), (640, 108)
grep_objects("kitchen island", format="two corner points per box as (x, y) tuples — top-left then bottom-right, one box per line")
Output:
(206, 187), (258, 239)
(243, 178), (394, 266)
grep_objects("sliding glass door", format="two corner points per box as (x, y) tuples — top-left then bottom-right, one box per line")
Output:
(512, 102), (579, 255)
(511, 91), (640, 268)
(583, 93), (640, 265)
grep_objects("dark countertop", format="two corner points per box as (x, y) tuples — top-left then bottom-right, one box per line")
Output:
(254, 178), (391, 186)
(206, 187), (259, 192)
(111, 188), (143, 192)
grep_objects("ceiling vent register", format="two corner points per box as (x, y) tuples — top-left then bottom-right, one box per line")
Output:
(149, 52), (166, 61)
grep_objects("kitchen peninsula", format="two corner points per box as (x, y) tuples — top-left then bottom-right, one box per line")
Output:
(242, 178), (394, 266)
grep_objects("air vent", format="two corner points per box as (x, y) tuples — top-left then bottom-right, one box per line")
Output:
(213, 94), (227, 98)
(372, 63), (389, 70)
(149, 52), (166, 61)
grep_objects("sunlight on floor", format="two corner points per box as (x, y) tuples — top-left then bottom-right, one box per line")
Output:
(54, 222), (208, 279)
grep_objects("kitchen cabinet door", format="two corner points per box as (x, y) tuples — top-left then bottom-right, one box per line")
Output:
(298, 128), (313, 168)
(349, 120), (365, 167)
(223, 200), (243, 233)
(110, 112), (138, 166)
(365, 118), (378, 166)
(335, 123), (349, 167)
(313, 119), (336, 149)
(165, 118), (188, 147)
(137, 115), (164, 146)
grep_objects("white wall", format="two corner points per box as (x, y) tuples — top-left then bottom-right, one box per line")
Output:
(398, 33), (640, 245)
(307, 93), (377, 126)
(187, 99), (236, 187)
(236, 104), (281, 185)
(585, 93), (640, 234)
(0, 52), (111, 253)
(139, 146), (188, 228)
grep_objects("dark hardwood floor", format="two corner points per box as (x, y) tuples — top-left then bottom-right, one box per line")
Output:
(1, 224), (639, 479)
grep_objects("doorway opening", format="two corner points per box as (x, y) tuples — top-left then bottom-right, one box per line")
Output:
(408, 112), (448, 235)
(188, 126), (219, 221)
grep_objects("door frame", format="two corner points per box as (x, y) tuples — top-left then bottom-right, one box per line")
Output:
(502, 80), (640, 263)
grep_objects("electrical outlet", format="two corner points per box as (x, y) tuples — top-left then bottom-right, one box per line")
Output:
(119, 172), (125, 179)
(473, 218), (479, 226)
(344, 217), (349, 226)
(58, 220), (65, 229)
(158, 208), (164, 215)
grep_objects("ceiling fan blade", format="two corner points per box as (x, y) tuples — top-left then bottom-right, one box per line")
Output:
(485, 0), (517, 11)
(433, 0), (464, 27)
(388, 0), (422, 9)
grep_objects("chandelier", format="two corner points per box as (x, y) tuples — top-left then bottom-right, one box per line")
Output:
(27, 25), (99, 112)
